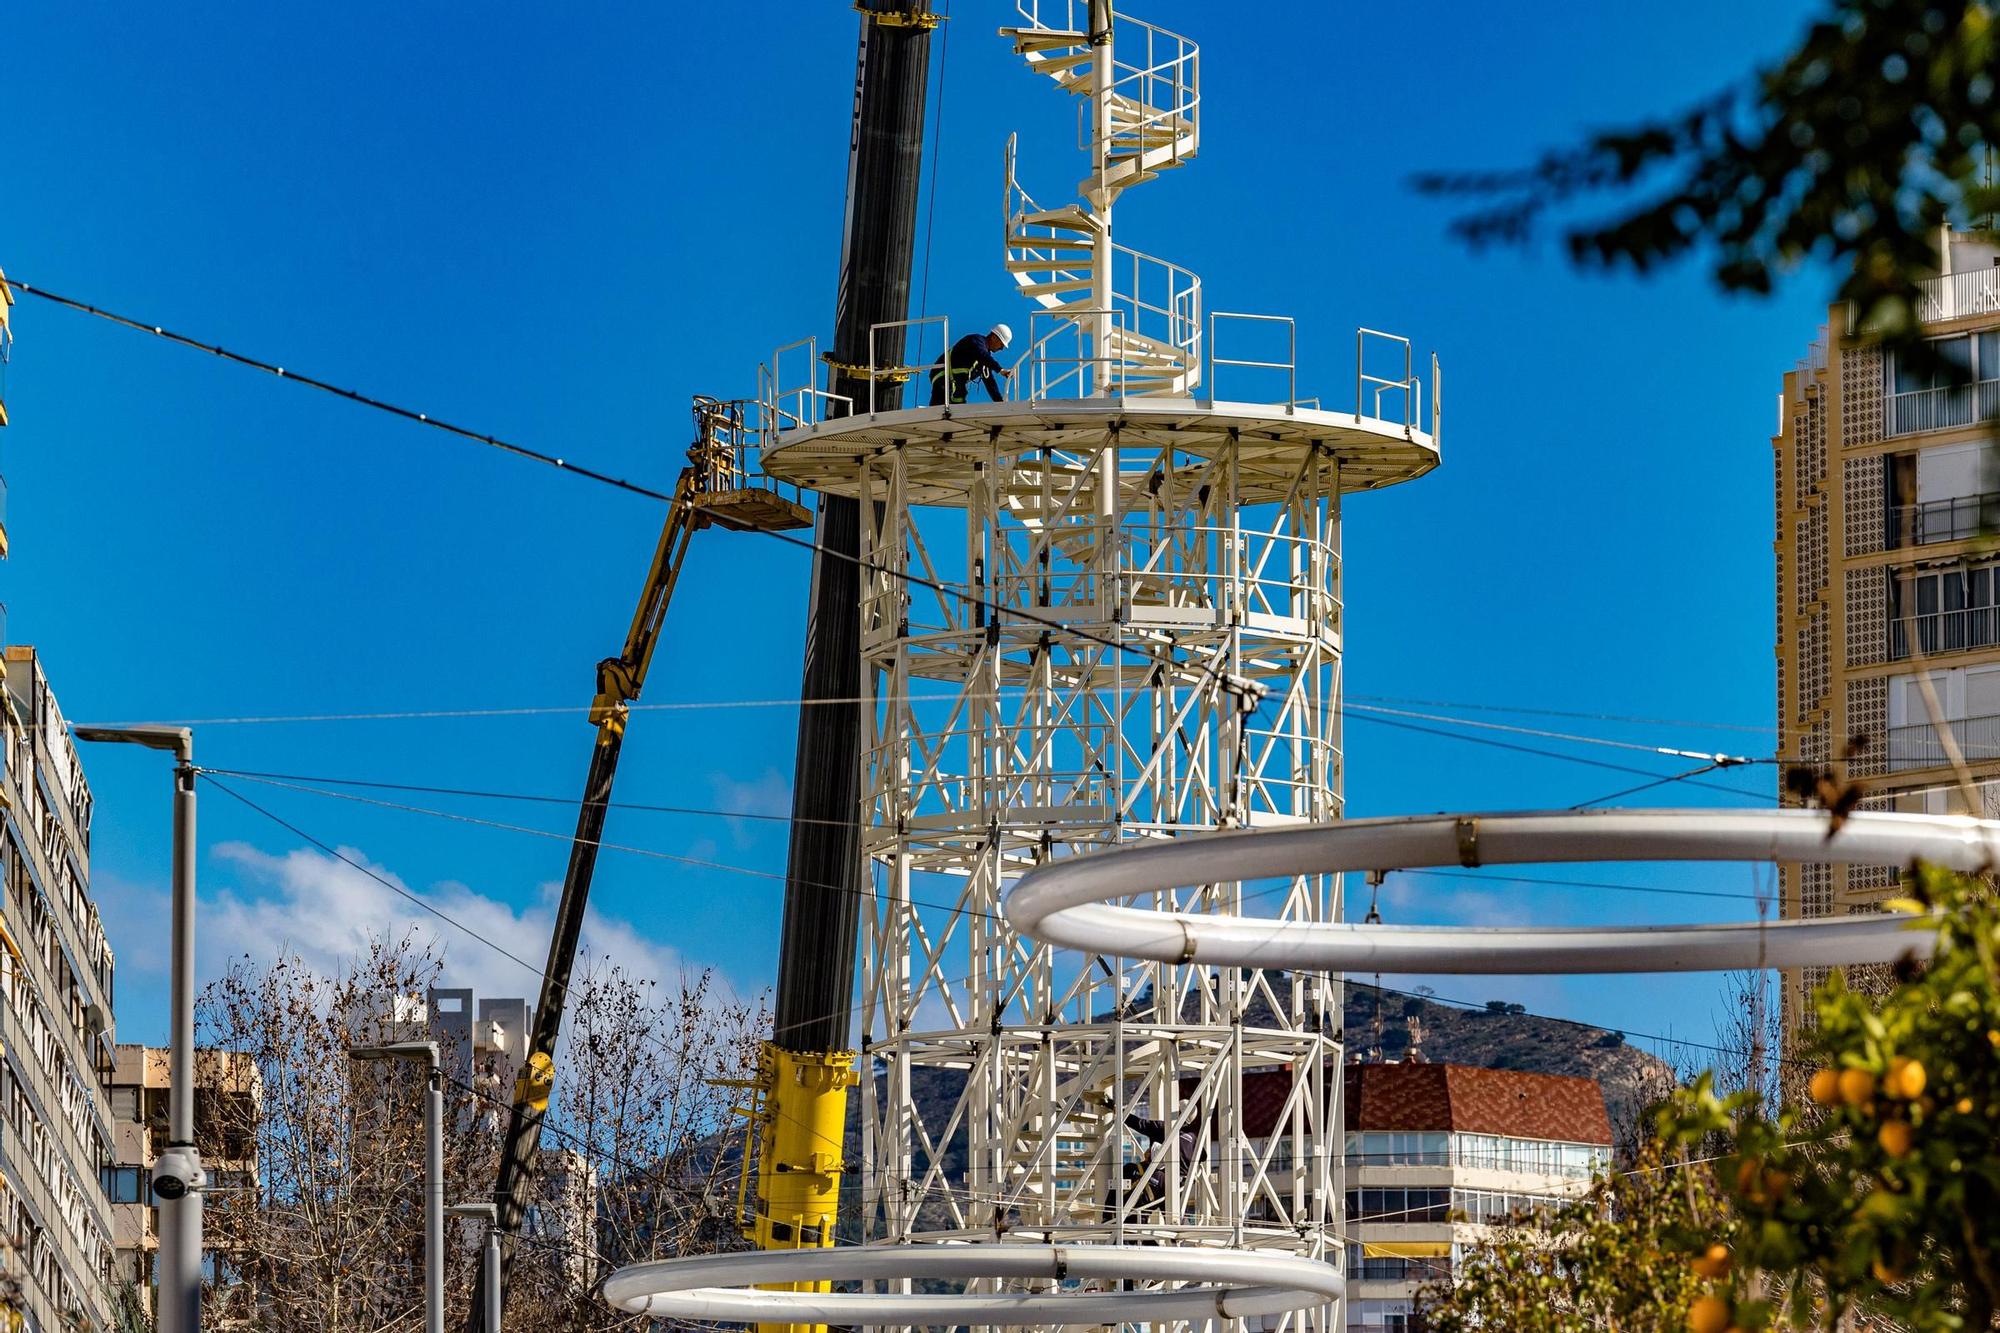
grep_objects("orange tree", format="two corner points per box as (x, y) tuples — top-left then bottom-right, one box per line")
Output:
(1660, 863), (2000, 1331)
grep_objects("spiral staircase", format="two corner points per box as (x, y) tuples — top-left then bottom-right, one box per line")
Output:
(1000, 3), (1202, 397)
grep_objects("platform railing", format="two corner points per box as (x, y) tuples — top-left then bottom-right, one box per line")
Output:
(1207, 312), (1296, 410)
(1918, 268), (2000, 323)
(1023, 307), (1129, 402)
(1356, 327), (1421, 435)
(867, 316), (952, 416)
(762, 336), (853, 439)
(692, 397), (806, 513)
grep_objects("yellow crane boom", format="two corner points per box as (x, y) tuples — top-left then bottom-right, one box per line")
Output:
(473, 397), (810, 1331)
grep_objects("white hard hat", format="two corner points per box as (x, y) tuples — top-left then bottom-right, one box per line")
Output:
(989, 323), (1014, 346)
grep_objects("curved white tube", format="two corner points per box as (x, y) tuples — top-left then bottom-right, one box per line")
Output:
(600, 1242), (1344, 1323)
(1004, 809), (1996, 973)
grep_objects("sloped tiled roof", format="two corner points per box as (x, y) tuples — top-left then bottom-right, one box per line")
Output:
(1342, 1062), (1612, 1145)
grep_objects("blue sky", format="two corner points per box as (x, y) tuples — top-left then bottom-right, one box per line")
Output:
(5, 2), (1830, 1063)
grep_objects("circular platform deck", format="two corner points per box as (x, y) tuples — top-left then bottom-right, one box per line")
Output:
(759, 398), (1439, 505)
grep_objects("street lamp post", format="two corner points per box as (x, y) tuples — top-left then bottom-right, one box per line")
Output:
(72, 724), (202, 1333)
(351, 1040), (444, 1333)
(447, 1202), (500, 1331)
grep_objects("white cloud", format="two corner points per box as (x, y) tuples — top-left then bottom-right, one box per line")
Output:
(203, 840), (689, 1002)
(708, 768), (792, 850)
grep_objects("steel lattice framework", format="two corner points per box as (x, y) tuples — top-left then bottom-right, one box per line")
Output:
(854, 434), (1348, 1273)
(754, 4), (1441, 1327)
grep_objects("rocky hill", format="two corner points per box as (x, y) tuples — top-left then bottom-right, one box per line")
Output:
(1343, 981), (1677, 1146)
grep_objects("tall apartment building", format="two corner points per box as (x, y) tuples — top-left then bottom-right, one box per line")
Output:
(106, 1045), (260, 1325)
(1773, 227), (2000, 1035)
(0, 648), (118, 1332)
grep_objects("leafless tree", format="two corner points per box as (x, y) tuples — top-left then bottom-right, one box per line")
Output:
(191, 934), (764, 1331)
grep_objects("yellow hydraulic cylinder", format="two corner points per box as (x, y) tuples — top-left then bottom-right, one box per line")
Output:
(745, 1042), (856, 1333)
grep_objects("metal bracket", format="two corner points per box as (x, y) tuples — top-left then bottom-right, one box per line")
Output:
(1454, 817), (1481, 868)
(856, 3), (942, 28)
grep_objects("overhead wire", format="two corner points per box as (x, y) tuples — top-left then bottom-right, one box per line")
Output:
(0, 275), (671, 503)
(1347, 692), (1776, 736)
(1346, 712), (1772, 801)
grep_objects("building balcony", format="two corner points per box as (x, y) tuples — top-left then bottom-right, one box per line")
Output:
(1917, 267), (2000, 325)
(1886, 378), (2000, 438)
(1892, 491), (2000, 548)
(1889, 609), (2000, 661)
(1886, 712), (2000, 771)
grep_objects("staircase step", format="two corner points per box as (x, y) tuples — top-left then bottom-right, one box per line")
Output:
(1000, 25), (1090, 50)
(1018, 207), (1101, 233)
(1017, 278), (1097, 297)
(1006, 238), (1097, 255)
(1024, 48), (1095, 73)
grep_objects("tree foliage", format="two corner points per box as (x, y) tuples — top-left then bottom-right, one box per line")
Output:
(1417, 866), (1999, 1331)
(1409, 1139), (1726, 1332)
(1416, 0), (2000, 342)
(1660, 864), (2000, 1331)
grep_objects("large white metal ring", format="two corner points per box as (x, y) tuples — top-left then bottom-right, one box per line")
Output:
(600, 1242), (1344, 1323)
(1004, 809), (1998, 973)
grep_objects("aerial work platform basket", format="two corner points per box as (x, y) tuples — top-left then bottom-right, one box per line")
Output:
(686, 395), (812, 533)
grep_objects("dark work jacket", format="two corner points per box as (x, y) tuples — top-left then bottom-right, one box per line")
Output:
(931, 333), (1005, 402)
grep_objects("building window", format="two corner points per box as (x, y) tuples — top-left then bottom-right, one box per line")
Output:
(100, 1166), (146, 1204)
(1346, 1188), (1451, 1223)
(1887, 332), (2000, 435)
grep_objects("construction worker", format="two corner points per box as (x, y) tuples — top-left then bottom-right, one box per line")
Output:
(1121, 1110), (1198, 1221)
(928, 324), (1013, 405)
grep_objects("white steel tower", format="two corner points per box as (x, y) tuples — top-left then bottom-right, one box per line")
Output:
(756, 3), (1440, 1325)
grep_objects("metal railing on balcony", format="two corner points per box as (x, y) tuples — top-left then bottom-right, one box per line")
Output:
(1917, 268), (2000, 323)
(1886, 377), (2000, 436)
(1889, 608), (2000, 660)
(1887, 712), (2000, 770)
(1892, 490), (2000, 547)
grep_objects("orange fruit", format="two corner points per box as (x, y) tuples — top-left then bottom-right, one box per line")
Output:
(1886, 1057), (1927, 1100)
(1838, 1068), (1877, 1106)
(1809, 1068), (1841, 1105)
(1688, 1294), (1731, 1333)
(1878, 1118), (1914, 1158)
(1957, 1096), (1975, 1114)
(1872, 1256), (1905, 1285)
(1690, 1243), (1732, 1278)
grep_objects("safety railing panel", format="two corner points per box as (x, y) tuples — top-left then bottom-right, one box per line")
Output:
(1207, 312), (1296, 408)
(1356, 327), (1421, 434)
(1891, 489), (2000, 547)
(1020, 307), (1130, 402)
(1917, 268), (2000, 324)
(760, 336), (853, 439)
(1887, 712), (2000, 770)
(692, 397), (807, 513)
(1109, 239), (1201, 382)
(1890, 608), (2000, 660)
(1886, 378), (2000, 436)
(867, 315), (952, 416)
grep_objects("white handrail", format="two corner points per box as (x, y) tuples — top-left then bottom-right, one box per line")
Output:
(867, 316), (951, 415)
(1208, 311), (1296, 410)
